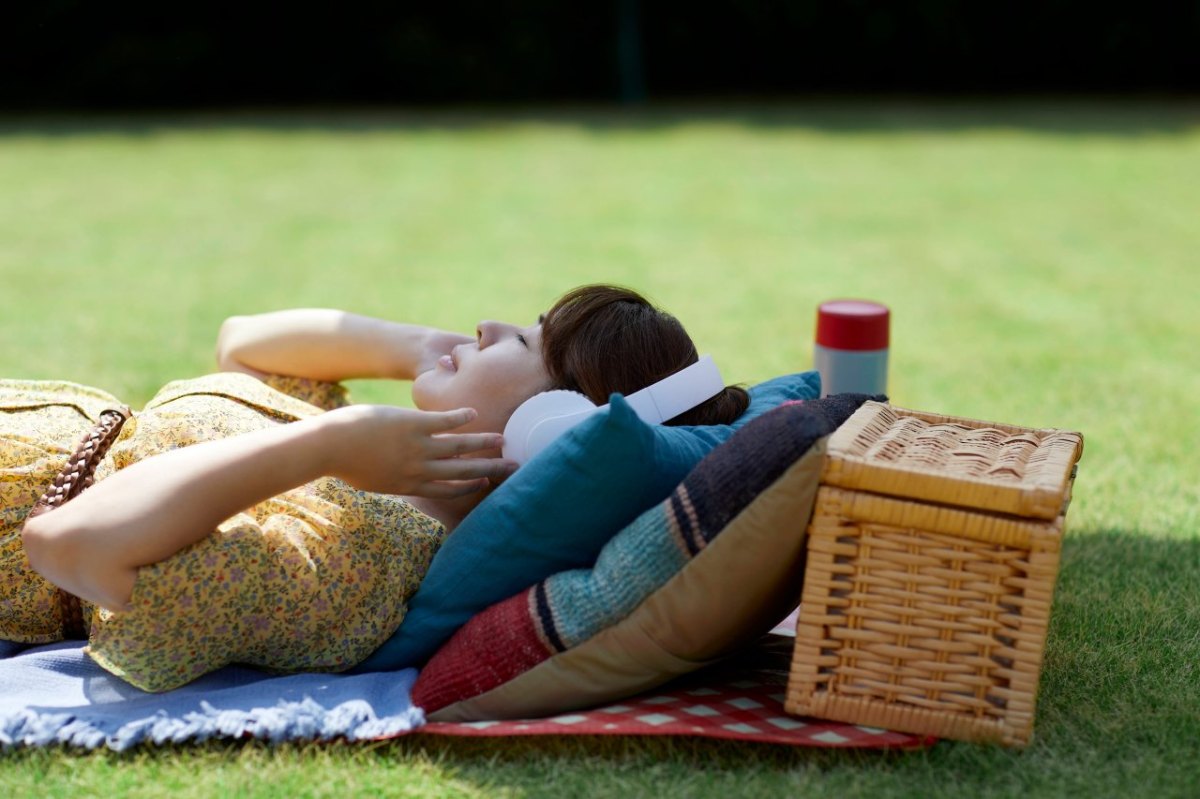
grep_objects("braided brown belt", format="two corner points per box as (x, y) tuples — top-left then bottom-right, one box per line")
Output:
(25, 407), (132, 639)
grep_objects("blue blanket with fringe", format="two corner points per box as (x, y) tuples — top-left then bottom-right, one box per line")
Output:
(0, 639), (422, 750)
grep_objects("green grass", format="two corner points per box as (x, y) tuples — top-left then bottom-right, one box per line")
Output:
(1, 100), (1198, 797)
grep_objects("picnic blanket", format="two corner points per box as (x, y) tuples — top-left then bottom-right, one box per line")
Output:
(0, 639), (424, 750)
(0, 633), (930, 751)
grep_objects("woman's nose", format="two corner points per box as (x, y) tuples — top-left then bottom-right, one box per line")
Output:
(476, 321), (509, 348)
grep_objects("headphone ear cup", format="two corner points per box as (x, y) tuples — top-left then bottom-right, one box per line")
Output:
(502, 390), (600, 464)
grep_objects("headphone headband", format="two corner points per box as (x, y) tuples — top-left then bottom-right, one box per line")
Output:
(622, 355), (724, 424)
(502, 355), (725, 465)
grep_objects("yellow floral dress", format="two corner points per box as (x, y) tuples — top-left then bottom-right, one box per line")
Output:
(0, 373), (446, 692)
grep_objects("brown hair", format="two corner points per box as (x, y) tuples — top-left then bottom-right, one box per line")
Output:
(540, 285), (749, 426)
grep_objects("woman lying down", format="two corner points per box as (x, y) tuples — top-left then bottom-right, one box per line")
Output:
(1, 284), (747, 691)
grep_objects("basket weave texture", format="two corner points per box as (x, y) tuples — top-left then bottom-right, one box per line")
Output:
(786, 402), (1083, 746)
(819, 402), (1082, 519)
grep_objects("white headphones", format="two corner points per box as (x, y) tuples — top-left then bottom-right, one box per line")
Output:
(502, 355), (725, 465)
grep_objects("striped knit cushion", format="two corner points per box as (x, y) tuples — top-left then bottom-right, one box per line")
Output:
(412, 393), (876, 721)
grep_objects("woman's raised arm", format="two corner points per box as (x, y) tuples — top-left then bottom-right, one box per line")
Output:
(21, 406), (512, 613)
(216, 309), (472, 382)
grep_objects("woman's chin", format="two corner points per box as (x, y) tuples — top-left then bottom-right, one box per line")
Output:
(410, 372), (444, 411)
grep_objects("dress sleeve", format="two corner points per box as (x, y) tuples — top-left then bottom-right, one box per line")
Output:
(259, 375), (351, 412)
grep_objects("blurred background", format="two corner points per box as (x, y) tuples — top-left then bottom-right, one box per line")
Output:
(5, 1), (1198, 108)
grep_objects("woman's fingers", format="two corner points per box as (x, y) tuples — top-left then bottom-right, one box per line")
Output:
(428, 431), (504, 458)
(421, 407), (479, 432)
(422, 456), (517, 482)
(415, 408), (506, 457)
(368, 406), (517, 497)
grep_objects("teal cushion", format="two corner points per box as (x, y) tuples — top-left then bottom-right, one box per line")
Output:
(354, 370), (821, 671)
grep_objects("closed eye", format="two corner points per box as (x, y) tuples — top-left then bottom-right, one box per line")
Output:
(516, 333), (528, 348)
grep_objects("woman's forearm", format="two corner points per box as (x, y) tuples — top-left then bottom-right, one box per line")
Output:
(21, 404), (511, 613)
(216, 309), (459, 382)
(22, 415), (335, 611)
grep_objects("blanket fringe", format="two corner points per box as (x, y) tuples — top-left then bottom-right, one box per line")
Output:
(2, 696), (425, 751)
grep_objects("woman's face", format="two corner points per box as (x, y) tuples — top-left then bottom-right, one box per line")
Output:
(412, 319), (553, 435)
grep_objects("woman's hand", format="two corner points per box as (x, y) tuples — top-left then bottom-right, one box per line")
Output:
(319, 405), (515, 498)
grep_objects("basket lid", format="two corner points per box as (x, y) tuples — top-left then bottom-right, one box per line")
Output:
(822, 401), (1083, 519)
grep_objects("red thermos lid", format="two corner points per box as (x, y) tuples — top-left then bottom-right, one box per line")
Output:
(815, 300), (890, 351)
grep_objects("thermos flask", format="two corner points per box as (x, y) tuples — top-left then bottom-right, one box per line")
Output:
(814, 299), (890, 398)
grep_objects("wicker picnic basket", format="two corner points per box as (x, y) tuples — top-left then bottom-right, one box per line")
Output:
(785, 401), (1083, 746)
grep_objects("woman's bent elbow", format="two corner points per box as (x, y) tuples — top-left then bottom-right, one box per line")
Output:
(21, 512), (72, 581)
(216, 316), (247, 371)
(21, 513), (134, 611)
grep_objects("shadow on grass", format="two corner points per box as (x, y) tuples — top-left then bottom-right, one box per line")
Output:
(1, 98), (1198, 139)
(1038, 528), (1200, 736)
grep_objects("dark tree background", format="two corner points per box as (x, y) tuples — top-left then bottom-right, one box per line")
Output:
(3, 1), (1197, 109)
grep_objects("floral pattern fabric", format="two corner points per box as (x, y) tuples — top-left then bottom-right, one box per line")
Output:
(0, 373), (446, 692)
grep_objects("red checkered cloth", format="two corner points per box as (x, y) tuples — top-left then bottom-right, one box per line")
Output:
(411, 636), (933, 749)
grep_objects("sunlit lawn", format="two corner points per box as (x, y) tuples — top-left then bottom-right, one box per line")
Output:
(1, 100), (1198, 798)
